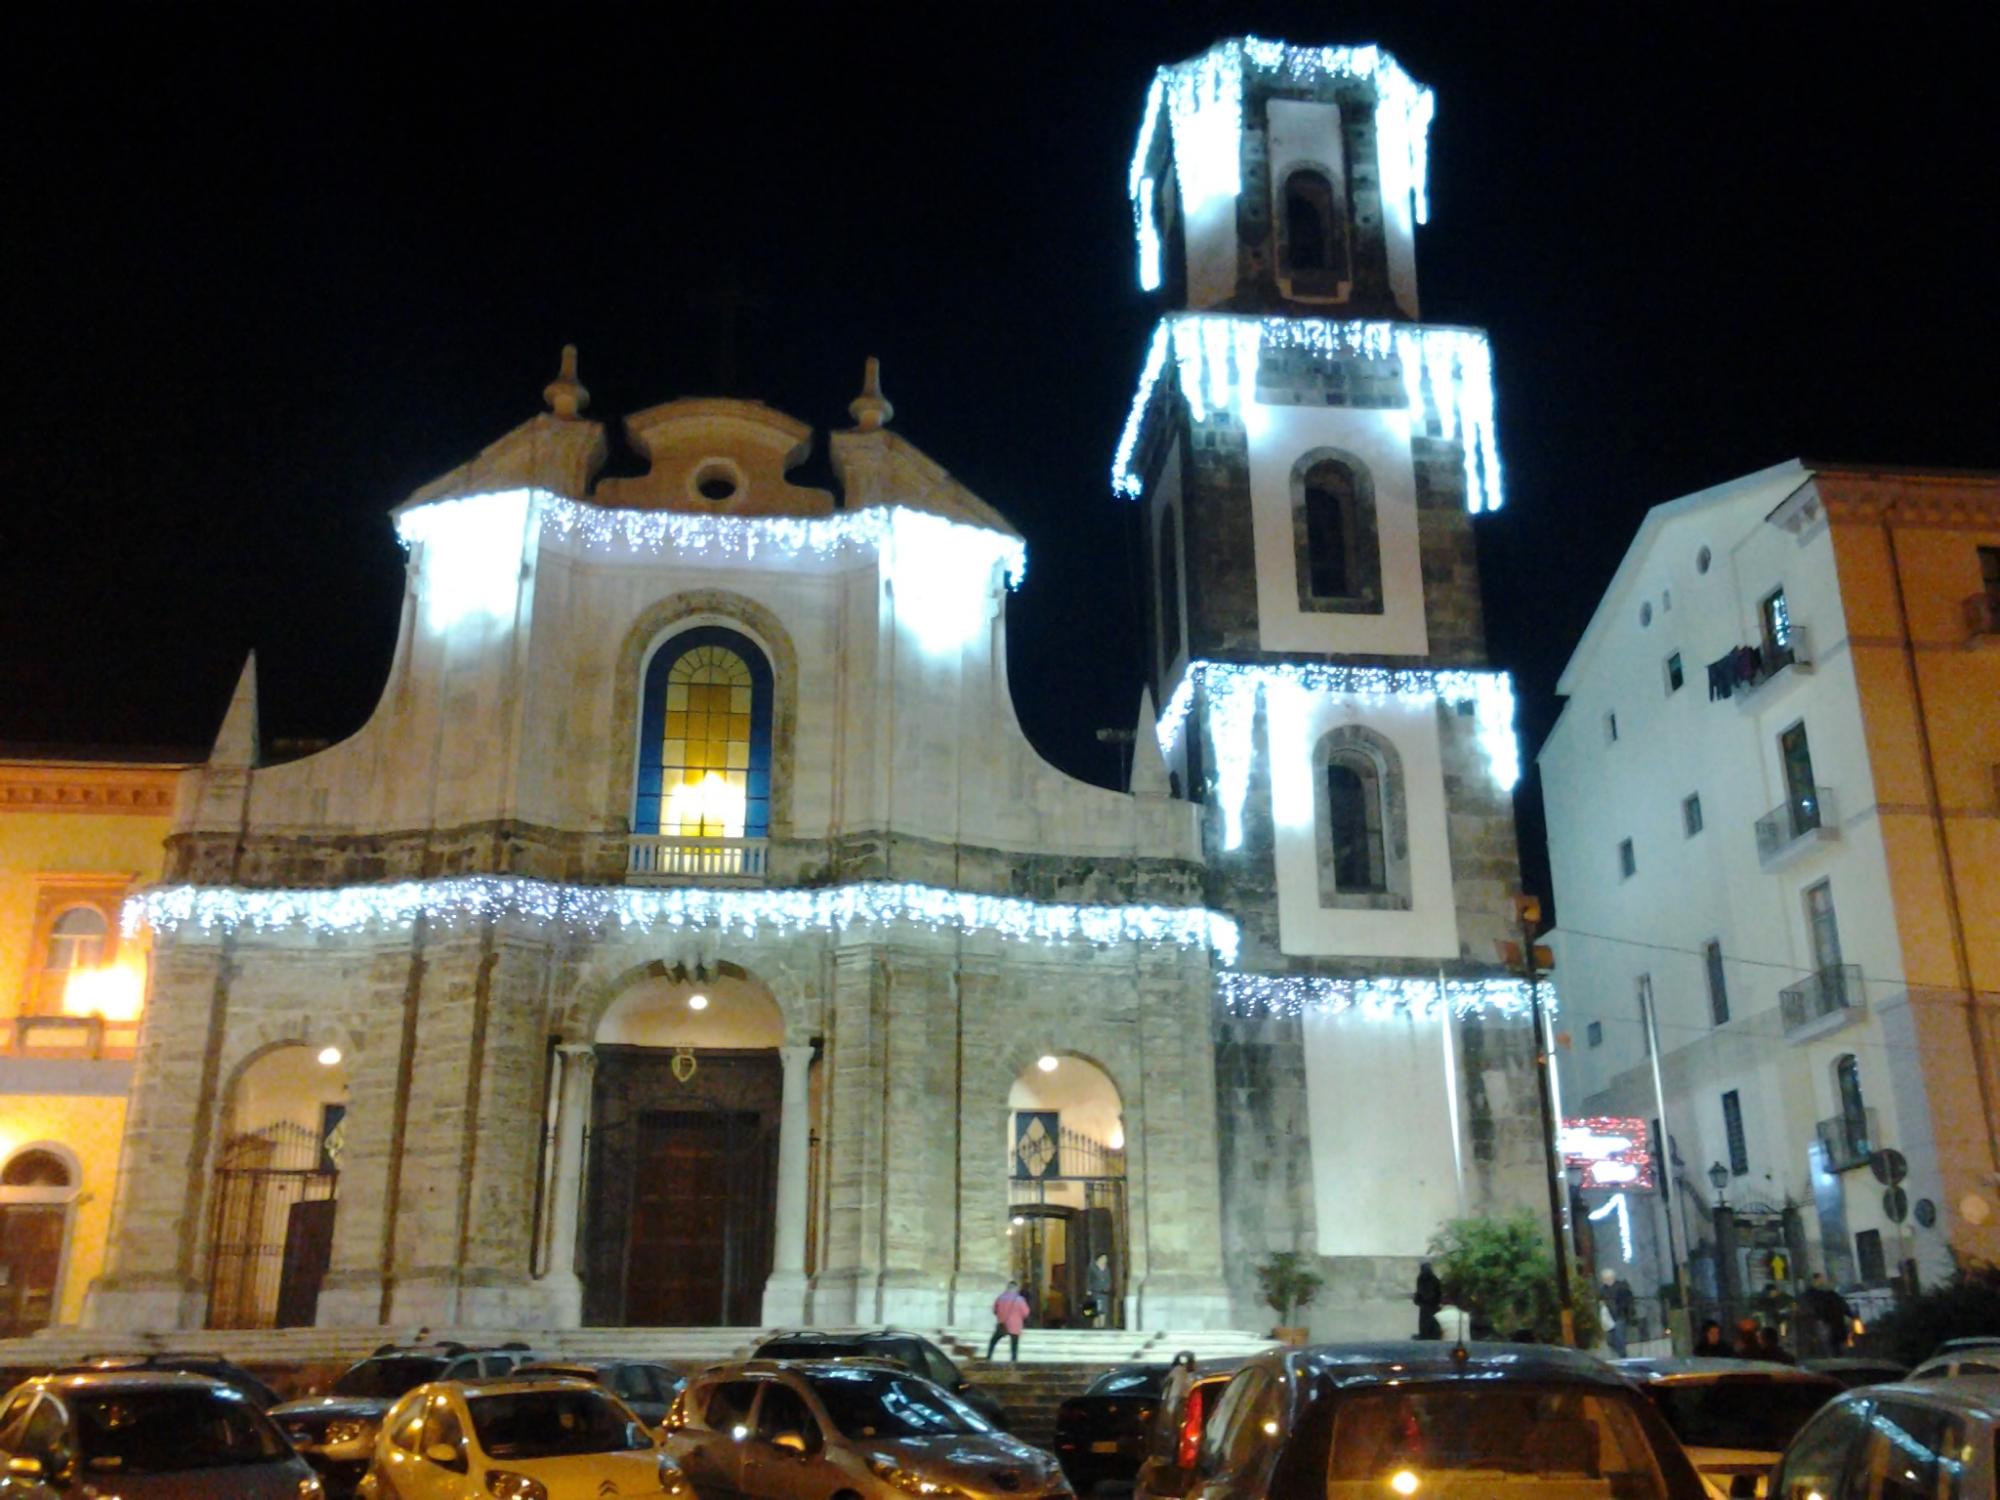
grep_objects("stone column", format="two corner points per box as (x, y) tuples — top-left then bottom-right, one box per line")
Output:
(540, 1043), (595, 1326)
(761, 1044), (815, 1323)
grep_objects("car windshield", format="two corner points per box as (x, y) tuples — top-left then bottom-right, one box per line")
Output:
(804, 1368), (992, 1439)
(1650, 1381), (1836, 1452)
(330, 1357), (449, 1398)
(468, 1389), (651, 1459)
(1089, 1368), (1168, 1397)
(74, 1388), (289, 1474)
(1322, 1386), (1670, 1500)
(761, 1340), (891, 1363)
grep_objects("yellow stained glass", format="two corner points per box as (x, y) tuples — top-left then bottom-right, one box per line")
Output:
(661, 644), (754, 836)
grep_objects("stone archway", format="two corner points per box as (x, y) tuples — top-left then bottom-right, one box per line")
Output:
(1006, 1053), (1129, 1330)
(552, 960), (812, 1327)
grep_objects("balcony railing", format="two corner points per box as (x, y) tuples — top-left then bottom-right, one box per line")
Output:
(1781, 963), (1865, 1040)
(0, 1013), (138, 1061)
(1966, 593), (2000, 642)
(626, 835), (769, 884)
(1816, 1106), (1879, 1173)
(1755, 786), (1838, 867)
(1709, 628), (1812, 704)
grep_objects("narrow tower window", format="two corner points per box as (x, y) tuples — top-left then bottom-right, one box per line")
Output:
(1157, 506), (1182, 671)
(1291, 451), (1381, 614)
(1284, 169), (1337, 272)
(1325, 759), (1385, 892)
(1312, 726), (1409, 909)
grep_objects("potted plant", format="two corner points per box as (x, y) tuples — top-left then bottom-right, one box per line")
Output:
(1257, 1251), (1324, 1345)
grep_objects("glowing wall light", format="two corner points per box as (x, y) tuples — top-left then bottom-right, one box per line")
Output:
(62, 957), (146, 1023)
(665, 773), (747, 839)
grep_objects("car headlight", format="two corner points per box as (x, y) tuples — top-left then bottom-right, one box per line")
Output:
(484, 1472), (549, 1500)
(865, 1454), (968, 1497)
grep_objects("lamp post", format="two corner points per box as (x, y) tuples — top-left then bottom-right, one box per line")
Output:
(1708, 1160), (1738, 1319)
(1708, 1160), (1730, 1206)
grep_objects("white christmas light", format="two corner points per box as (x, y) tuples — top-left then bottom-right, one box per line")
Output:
(398, 494), (1027, 592)
(1155, 661), (1519, 849)
(1129, 38), (1436, 289)
(397, 489), (533, 632)
(125, 876), (1240, 965)
(1219, 970), (1544, 1018)
(1111, 315), (1505, 514)
(882, 508), (1002, 657)
(1588, 1191), (1635, 1263)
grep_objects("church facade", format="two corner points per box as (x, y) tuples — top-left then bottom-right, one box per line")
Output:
(85, 37), (1545, 1340)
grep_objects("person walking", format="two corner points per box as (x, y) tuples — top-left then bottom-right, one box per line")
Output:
(1802, 1273), (1853, 1356)
(986, 1280), (1030, 1362)
(1413, 1262), (1444, 1341)
(1598, 1269), (1628, 1356)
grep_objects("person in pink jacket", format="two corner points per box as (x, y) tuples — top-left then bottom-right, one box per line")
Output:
(986, 1280), (1030, 1362)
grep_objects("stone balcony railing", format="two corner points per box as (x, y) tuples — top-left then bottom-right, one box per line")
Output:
(0, 1013), (139, 1061)
(1755, 786), (1837, 869)
(1781, 962), (1864, 1042)
(626, 835), (770, 885)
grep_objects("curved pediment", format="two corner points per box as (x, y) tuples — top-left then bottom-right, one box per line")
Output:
(594, 398), (834, 517)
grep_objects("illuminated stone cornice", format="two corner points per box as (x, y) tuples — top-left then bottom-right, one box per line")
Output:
(0, 763), (182, 816)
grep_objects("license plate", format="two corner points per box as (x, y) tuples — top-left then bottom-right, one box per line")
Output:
(1091, 1440), (1120, 1454)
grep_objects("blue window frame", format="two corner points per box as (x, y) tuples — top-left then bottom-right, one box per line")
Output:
(633, 625), (773, 838)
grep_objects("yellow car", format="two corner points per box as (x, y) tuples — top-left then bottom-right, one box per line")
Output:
(353, 1376), (690, 1500)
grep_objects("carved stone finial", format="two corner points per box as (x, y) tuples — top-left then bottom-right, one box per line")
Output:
(848, 356), (893, 432)
(543, 344), (590, 420)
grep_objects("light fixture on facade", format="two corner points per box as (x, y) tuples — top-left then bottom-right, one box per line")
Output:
(317, 1046), (342, 1067)
(687, 993), (709, 1011)
(1036, 1055), (1060, 1074)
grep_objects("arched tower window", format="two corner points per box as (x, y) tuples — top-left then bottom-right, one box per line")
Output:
(635, 626), (774, 840)
(1283, 169), (1337, 272)
(1311, 726), (1410, 910)
(1157, 506), (1182, 671)
(1291, 450), (1382, 614)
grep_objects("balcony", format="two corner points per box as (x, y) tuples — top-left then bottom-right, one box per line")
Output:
(1755, 786), (1838, 869)
(627, 834), (769, 885)
(0, 1013), (138, 1061)
(1711, 628), (1813, 706)
(1782, 963), (1865, 1041)
(1966, 592), (2000, 644)
(1816, 1106), (1879, 1173)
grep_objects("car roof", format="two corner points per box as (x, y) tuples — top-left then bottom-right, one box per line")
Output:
(1278, 1341), (1630, 1390)
(1615, 1357), (1840, 1384)
(440, 1376), (605, 1399)
(28, 1371), (241, 1394)
(759, 1328), (927, 1343)
(1933, 1338), (2000, 1353)
(1858, 1376), (2000, 1416)
(702, 1359), (902, 1379)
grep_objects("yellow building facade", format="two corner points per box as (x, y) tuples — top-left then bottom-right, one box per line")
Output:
(0, 754), (183, 1332)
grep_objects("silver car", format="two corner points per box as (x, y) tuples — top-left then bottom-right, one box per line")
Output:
(0, 1370), (322, 1498)
(666, 1359), (1070, 1500)
(1769, 1375), (1997, 1500)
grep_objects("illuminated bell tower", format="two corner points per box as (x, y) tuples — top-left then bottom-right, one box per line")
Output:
(1116, 38), (1545, 1336)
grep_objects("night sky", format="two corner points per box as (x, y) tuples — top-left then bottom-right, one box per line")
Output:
(5, 7), (1993, 905)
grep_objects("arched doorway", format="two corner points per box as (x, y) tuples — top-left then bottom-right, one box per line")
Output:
(205, 1043), (349, 1329)
(585, 964), (788, 1326)
(1008, 1054), (1128, 1330)
(0, 1144), (82, 1335)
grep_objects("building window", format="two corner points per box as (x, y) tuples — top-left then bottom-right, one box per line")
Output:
(0, 1143), (81, 1338)
(1637, 975), (1653, 1055)
(1705, 939), (1729, 1026)
(1982, 546), (2000, 607)
(1618, 838), (1636, 879)
(1854, 1228), (1887, 1284)
(1587, 1020), (1603, 1049)
(44, 908), (107, 975)
(1761, 587), (1793, 653)
(1157, 506), (1182, 670)
(1682, 793), (1704, 838)
(1290, 450), (1381, 614)
(634, 626), (774, 839)
(1665, 652), (1684, 693)
(26, 897), (122, 1017)
(1278, 165), (1349, 293)
(1835, 1053), (1869, 1155)
(1605, 712), (1619, 744)
(1722, 1089), (1749, 1176)
(1311, 726), (1410, 910)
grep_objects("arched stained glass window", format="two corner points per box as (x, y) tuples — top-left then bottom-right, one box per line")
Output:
(635, 626), (773, 839)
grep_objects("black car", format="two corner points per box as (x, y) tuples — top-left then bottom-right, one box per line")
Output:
(1801, 1357), (1910, 1390)
(1133, 1354), (1250, 1500)
(513, 1358), (685, 1425)
(1169, 1341), (1712, 1500)
(748, 1328), (1006, 1427)
(58, 1352), (282, 1408)
(1053, 1363), (1169, 1495)
(268, 1342), (538, 1497)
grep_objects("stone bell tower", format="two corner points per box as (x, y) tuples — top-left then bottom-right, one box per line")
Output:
(1115, 37), (1548, 1336)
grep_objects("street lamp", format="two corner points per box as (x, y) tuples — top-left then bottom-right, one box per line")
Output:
(1708, 1161), (1730, 1206)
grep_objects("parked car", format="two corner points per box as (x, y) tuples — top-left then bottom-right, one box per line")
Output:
(1053, 1363), (1169, 1495)
(1131, 1354), (1248, 1500)
(271, 1342), (540, 1497)
(748, 1327), (1007, 1427)
(1166, 1341), (1709, 1500)
(1910, 1338), (2000, 1380)
(1616, 1356), (1843, 1498)
(0, 1369), (322, 1498)
(57, 1352), (282, 1407)
(1802, 1357), (1910, 1390)
(354, 1375), (687, 1499)
(514, 1359), (685, 1426)
(1769, 1375), (1997, 1500)
(665, 1358), (1068, 1500)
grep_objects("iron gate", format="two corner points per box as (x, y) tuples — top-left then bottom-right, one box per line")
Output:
(205, 1121), (338, 1329)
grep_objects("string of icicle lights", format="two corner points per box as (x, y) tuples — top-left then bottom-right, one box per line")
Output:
(1219, 971), (1546, 1019)
(1110, 316), (1503, 515)
(397, 491), (1028, 589)
(1129, 38), (1435, 292)
(1156, 660), (1519, 849)
(124, 877), (1241, 964)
